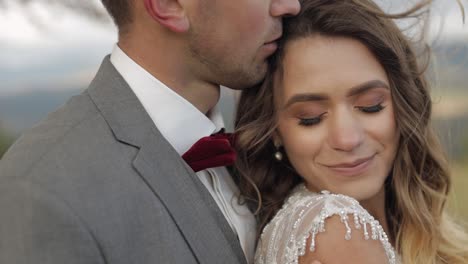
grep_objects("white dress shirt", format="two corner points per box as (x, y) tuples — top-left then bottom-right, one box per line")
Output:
(110, 45), (256, 263)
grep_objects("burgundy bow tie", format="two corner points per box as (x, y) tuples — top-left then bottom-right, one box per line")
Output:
(182, 132), (237, 172)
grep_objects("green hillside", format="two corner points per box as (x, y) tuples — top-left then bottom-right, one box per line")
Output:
(0, 126), (14, 159)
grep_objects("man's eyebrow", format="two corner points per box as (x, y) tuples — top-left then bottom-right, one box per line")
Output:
(283, 79), (389, 109)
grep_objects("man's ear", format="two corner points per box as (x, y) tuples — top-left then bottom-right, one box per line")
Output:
(144, 0), (190, 33)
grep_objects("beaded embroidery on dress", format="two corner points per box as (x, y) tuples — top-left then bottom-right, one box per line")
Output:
(254, 184), (399, 264)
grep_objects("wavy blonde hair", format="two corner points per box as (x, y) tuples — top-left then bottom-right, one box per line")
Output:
(234, 0), (468, 263)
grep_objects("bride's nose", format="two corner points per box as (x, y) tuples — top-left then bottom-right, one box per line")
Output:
(327, 109), (364, 152)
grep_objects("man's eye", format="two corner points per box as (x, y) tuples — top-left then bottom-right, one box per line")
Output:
(356, 103), (385, 113)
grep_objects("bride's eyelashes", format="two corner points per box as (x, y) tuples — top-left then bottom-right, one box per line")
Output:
(297, 102), (386, 127)
(298, 112), (327, 126)
(356, 103), (386, 113)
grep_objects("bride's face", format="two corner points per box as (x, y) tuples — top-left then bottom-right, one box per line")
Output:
(274, 35), (399, 202)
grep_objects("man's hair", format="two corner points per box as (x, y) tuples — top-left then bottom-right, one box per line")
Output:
(101, 0), (133, 30)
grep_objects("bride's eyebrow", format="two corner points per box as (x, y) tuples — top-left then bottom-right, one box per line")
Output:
(283, 93), (328, 109)
(282, 80), (389, 109)
(347, 80), (389, 97)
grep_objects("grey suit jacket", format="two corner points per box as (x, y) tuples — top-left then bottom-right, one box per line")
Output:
(0, 57), (247, 264)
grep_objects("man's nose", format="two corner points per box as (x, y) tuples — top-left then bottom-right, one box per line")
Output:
(271, 0), (301, 17)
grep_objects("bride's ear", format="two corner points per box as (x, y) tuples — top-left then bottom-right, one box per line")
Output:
(144, 0), (190, 33)
(272, 132), (283, 148)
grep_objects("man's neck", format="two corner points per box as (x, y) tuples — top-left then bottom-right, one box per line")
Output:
(117, 36), (220, 114)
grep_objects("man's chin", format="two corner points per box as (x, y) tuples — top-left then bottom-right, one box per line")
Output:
(223, 69), (267, 90)
(227, 77), (265, 90)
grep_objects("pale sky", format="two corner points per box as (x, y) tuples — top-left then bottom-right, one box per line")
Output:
(0, 0), (116, 96)
(0, 0), (466, 96)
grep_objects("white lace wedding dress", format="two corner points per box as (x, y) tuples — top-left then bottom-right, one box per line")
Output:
(254, 184), (399, 264)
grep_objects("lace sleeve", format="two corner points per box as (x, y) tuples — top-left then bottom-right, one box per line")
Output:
(254, 186), (398, 264)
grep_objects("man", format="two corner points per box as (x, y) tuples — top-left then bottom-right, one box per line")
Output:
(0, 0), (300, 263)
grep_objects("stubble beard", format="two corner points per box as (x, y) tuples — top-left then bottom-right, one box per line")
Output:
(188, 34), (268, 90)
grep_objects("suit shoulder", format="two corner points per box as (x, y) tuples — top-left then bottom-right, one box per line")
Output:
(0, 90), (116, 180)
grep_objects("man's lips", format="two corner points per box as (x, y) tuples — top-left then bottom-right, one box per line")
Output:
(261, 33), (282, 55)
(264, 34), (282, 45)
(262, 40), (279, 54)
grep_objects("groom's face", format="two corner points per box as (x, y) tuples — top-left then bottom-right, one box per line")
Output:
(187, 0), (300, 90)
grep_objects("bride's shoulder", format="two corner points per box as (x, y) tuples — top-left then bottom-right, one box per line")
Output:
(264, 184), (365, 228)
(256, 184), (397, 264)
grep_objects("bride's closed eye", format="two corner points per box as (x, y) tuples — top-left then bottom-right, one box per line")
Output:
(356, 103), (385, 113)
(297, 102), (385, 127)
(354, 91), (388, 114)
(298, 112), (327, 126)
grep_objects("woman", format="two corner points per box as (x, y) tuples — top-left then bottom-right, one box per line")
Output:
(234, 0), (468, 263)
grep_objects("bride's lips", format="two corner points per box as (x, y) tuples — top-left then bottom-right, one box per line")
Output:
(324, 154), (376, 176)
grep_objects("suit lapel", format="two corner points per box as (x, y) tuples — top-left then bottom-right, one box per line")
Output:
(88, 57), (247, 264)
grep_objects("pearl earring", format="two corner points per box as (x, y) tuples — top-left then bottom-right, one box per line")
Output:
(274, 151), (283, 161)
(274, 148), (283, 161)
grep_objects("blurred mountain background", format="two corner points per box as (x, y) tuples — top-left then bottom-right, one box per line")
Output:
(0, 0), (467, 221)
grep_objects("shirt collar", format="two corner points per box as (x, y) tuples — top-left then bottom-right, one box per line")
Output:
(110, 45), (224, 155)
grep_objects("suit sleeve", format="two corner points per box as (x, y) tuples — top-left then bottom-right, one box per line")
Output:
(0, 180), (106, 264)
